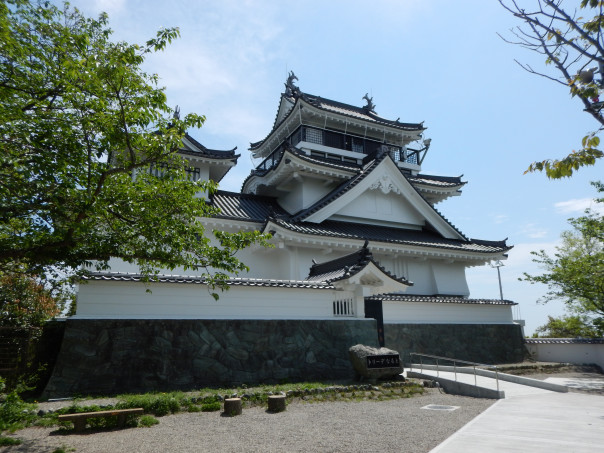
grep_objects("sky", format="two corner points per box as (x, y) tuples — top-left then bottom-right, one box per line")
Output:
(65, 0), (603, 336)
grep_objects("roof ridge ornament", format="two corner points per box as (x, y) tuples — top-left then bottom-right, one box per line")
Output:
(284, 71), (300, 97)
(362, 93), (376, 113)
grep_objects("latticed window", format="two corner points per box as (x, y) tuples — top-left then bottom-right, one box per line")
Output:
(333, 298), (355, 317)
(305, 127), (323, 144)
(186, 167), (201, 181)
(351, 137), (364, 153)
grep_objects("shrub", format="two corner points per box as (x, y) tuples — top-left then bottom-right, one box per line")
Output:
(200, 402), (221, 412)
(116, 392), (186, 417)
(0, 436), (21, 446)
(0, 389), (38, 432)
(138, 415), (159, 428)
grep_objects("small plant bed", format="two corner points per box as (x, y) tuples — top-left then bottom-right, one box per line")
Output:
(3, 380), (425, 439)
(194, 381), (425, 408)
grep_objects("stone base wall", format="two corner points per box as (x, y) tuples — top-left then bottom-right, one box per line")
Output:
(43, 319), (378, 398)
(0, 322), (65, 394)
(385, 323), (527, 364)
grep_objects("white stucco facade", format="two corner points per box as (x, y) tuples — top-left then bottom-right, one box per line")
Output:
(76, 77), (517, 328)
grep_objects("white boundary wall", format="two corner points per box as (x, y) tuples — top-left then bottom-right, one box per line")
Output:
(382, 300), (513, 324)
(75, 280), (515, 324)
(75, 280), (347, 320)
(525, 340), (604, 369)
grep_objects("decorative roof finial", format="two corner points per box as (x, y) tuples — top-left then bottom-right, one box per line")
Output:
(173, 105), (181, 120)
(362, 93), (376, 113)
(285, 71), (299, 97)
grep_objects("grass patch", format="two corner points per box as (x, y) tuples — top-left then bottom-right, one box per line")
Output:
(115, 392), (188, 417)
(2, 379), (426, 435)
(138, 415), (159, 427)
(52, 446), (75, 453)
(0, 435), (21, 446)
(200, 401), (221, 412)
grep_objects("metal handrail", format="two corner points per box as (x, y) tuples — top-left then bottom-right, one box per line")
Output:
(409, 352), (500, 392)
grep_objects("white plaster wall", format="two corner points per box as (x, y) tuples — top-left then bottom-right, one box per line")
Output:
(333, 191), (424, 227)
(525, 343), (604, 369)
(75, 280), (353, 320)
(431, 262), (470, 296)
(224, 244), (292, 280)
(404, 260), (436, 295)
(95, 242), (472, 297)
(371, 255), (469, 297)
(382, 300), (514, 324)
(199, 165), (210, 181)
(90, 237), (292, 280)
(279, 178), (334, 214)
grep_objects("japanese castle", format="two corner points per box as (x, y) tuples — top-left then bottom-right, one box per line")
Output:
(51, 74), (524, 395)
(76, 73), (518, 342)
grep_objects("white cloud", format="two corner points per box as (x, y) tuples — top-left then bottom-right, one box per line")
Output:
(555, 198), (604, 215)
(505, 241), (558, 271)
(519, 223), (548, 239)
(493, 214), (508, 224)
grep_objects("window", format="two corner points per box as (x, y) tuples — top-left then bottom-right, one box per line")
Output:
(333, 298), (355, 317)
(186, 167), (201, 181)
(305, 128), (323, 144)
(351, 137), (364, 154)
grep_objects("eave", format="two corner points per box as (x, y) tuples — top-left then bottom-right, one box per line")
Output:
(242, 147), (358, 195)
(407, 174), (466, 204)
(263, 219), (512, 265)
(250, 96), (425, 159)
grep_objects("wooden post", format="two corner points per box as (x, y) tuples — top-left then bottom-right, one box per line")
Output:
(267, 395), (286, 412)
(223, 398), (242, 416)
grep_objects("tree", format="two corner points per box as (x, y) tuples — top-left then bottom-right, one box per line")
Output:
(0, 1), (266, 295)
(499, 0), (604, 178)
(0, 270), (70, 328)
(533, 313), (604, 337)
(523, 182), (604, 330)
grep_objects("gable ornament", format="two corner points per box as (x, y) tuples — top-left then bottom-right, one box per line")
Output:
(369, 175), (401, 195)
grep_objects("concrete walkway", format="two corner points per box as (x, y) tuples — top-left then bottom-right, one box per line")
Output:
(417, 370), (604, 452)
(406, 368), (561, 398)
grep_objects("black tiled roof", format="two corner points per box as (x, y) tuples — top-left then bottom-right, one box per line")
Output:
(307, 242), (410, 286)
(207, 193), (510, 255)
(182, 133), (239, 160)
(250, 90), (424, 151)
(524, 338), (604, 344)
(408, 174), (465, 188)
(269, 218), (510, 254)
(299, 92), (424, 131)
(83, 272), (334, 289)
(365, 294), (517, 306)
(210, 191), (287, 222)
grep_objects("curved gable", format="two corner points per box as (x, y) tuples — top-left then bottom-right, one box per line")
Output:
(303, 157), (466, 240)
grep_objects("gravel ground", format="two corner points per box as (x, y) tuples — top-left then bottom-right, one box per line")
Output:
(1, 391), (494, 453)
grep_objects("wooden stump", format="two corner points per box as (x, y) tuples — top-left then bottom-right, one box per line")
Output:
(223, 398), (242, 416)
(267, 395), (286, 412)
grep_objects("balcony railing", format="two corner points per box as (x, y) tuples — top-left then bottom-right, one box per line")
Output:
(252, 125), (420, 175)
(291, 126), (419, 165)
(253, 145), (286, 176)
